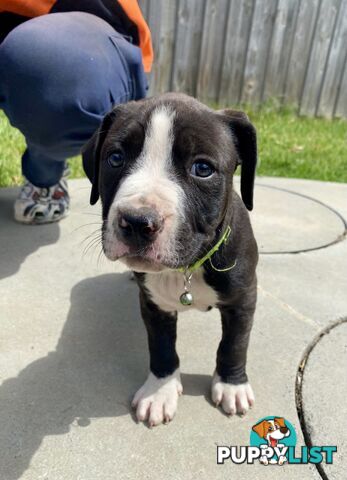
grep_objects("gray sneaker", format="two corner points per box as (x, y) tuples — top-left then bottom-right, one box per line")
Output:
(14, 169), (70, 224)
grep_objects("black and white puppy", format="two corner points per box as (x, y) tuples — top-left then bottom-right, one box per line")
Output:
(83, 93), (258, 427)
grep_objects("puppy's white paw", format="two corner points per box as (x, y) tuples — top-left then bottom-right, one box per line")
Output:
(211, 372), (255, 415)
(132, 370), (183, 427)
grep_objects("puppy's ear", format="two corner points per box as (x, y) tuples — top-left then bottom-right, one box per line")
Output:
(82, 109), (117, 205)
(219, 109), (257, 211)
(274, 417), (286, 428)
(252, 420), (269, 439)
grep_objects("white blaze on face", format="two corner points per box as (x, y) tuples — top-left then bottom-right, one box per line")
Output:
(266, 420), (285, 440)
(104, 106), (185, 264)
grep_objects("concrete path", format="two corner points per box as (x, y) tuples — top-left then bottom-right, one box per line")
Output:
(0, 177), (346, 480)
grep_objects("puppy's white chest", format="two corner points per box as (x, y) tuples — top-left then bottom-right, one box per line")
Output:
(145, 269), (219, 313)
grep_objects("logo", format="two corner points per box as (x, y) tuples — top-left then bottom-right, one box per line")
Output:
(250, 416), (296, 465)
(217, 416), (337, 466)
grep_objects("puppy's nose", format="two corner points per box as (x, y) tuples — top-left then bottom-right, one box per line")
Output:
(280, 427), (288, 434)
(117, 208), (163, 244)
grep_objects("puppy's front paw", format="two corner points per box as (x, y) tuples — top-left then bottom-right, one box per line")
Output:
(131, 370), (182, 427)
(211, 372), (255, 415)
(260, 455), (269, 465)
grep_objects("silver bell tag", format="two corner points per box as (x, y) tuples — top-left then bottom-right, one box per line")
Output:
(179, 270), (193, 306)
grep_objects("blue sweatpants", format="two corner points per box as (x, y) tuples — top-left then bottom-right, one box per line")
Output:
(0, 12), (148, 187)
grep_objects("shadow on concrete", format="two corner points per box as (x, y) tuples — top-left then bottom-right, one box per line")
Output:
(0, 187), (60, 280)
(0, 273), (211, 480)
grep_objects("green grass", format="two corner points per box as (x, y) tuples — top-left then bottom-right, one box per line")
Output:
(247, 104), (347, 183)
(0, 106), (346, 187)
(0, 111), (84, 187)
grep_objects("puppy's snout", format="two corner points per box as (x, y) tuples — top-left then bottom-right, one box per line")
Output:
(117, 208), (163, 245)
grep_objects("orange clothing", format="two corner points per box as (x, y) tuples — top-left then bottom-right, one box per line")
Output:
(0, 0), (153, 72)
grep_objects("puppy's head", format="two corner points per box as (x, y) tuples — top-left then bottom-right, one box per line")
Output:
(252, 418), (290, 446)
(83, 93), (257, 273)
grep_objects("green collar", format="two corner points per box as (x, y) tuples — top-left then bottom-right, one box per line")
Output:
(176, 226), (232, 274)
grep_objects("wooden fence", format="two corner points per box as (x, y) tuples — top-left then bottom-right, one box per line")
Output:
(138, 0), (347, 118)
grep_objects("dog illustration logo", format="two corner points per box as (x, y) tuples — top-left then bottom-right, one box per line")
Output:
(250, 416), (296, 465)
(217, 416), (336, 465)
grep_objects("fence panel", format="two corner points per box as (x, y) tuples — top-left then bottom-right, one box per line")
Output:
(219, 0), (255, 106)
(262, 0), (300, 102)
(300, 0), (341, 116)
(171, 0), (206, 96)
(146, 0), (177, 96)
(139, 0), (347, 118)
(317, 0), (347, 117)
(196, 0), (229, 104)
(241, 0), (278, 104)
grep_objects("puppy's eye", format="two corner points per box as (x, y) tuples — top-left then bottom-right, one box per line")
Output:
(107, 151), (124, 168)
(190, 161), (215, 178)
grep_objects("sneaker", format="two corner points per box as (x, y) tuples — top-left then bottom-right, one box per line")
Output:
(14, 168), (70, 224)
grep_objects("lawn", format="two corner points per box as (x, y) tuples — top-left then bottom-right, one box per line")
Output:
(0, 106), (346, 187)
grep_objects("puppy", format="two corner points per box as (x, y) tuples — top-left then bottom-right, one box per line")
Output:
(252, 418), (290, 465)
(83, 93), (258, 427)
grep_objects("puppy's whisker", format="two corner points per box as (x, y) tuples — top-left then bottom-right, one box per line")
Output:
(72, 223), (102, 234)
(82, 235), (103, 256)
(97, 246), (106, 267)
(83, 243), (102, 260)
(80, 229), (103, 246)
(82, 241), (102, 258)
(78, 212), (103, 217)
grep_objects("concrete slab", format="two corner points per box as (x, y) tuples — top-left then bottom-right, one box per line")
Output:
(255, 176), (347, 223)
(301, 320), (347, 480)
(0, 187), (60, 281)
(257, 241), (347, 327)
(0, 277), (319, 480)
(253, 184), (345, 253)
(1, 177), (346, 480)
(235, 178), (346, 254)
(236, 177), (347, 327)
